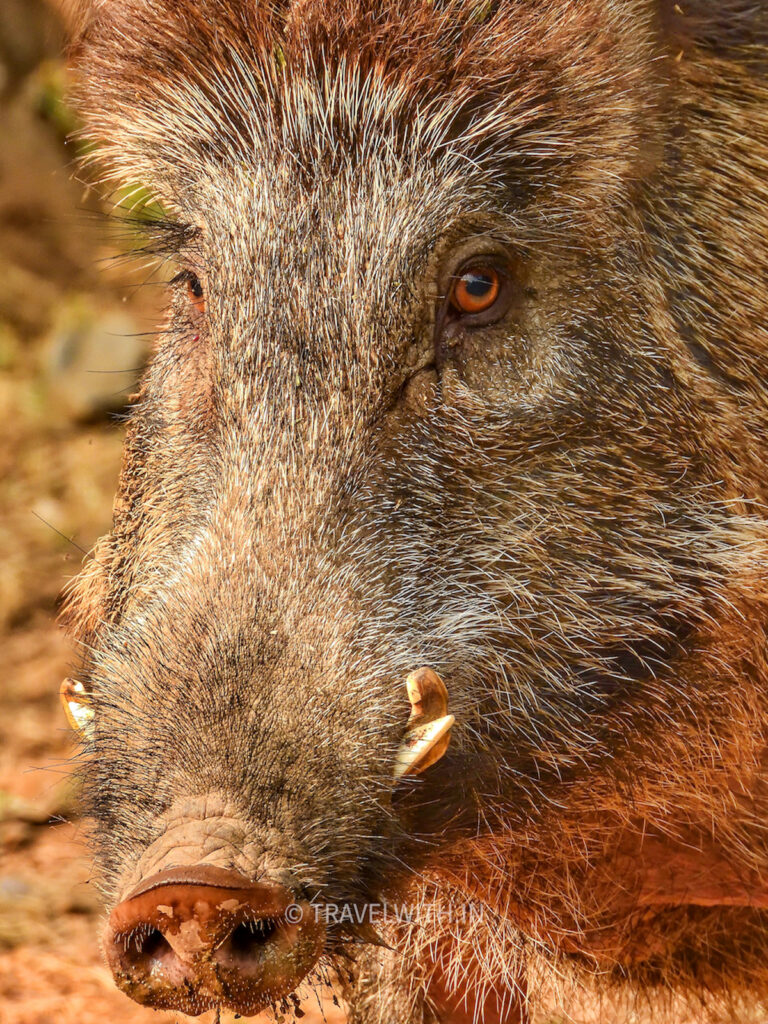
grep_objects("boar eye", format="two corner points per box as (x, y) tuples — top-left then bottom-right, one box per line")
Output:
(173, 270), (206, 314)
(444, 262), (518, 325)
(450, 265), (501, 316)
(186, 273), (206, 314)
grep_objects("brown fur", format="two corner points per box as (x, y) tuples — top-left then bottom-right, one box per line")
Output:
(64, 1), (768, 1021)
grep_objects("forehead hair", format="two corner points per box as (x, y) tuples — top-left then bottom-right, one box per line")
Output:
(73, 0), (664, 216)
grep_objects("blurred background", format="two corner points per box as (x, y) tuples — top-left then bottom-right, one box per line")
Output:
(0, 1), (164, 1021)
(0, 3), (342, 1022)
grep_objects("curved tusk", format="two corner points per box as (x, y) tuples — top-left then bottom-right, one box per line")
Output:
(393, 713), (455, 779)
(394, 668), (454, 779)
(60, 678), (95, 741)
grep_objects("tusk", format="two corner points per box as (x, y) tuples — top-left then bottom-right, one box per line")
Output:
(394, 668), (454, 779)
(393, 714), (455, 779)
(60, 678), (95, 741)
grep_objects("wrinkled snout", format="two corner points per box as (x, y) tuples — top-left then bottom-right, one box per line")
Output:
(103, 865), (324, 1016)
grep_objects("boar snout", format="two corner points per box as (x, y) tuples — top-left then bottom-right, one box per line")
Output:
(103, 864), (324, 1016)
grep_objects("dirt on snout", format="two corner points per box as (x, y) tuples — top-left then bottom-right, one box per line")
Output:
(0, 3), (345, 1022)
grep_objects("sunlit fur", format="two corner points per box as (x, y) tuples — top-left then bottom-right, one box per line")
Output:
(65, 2), (768, 1021)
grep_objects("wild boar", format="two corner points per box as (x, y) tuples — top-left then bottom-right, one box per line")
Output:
(62, 1), (768, 1021)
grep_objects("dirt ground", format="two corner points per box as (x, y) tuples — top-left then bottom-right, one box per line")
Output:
(0, 5), (343, 1022)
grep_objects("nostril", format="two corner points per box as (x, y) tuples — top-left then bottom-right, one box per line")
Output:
(123, 925), (176, 972)
(140, 927), (173, 959)
(226, 918), (278, 959)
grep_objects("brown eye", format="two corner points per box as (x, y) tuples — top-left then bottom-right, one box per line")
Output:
(187, 273), (205, 314)
(450, 266), (500, 315)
